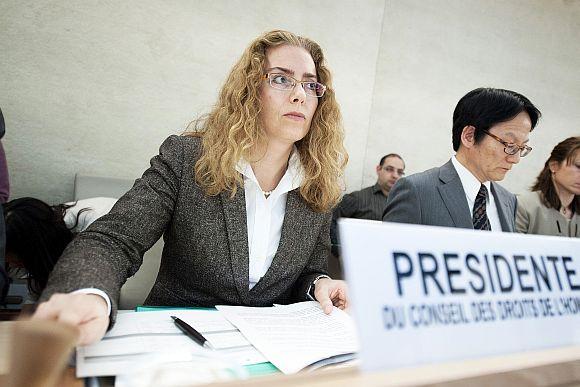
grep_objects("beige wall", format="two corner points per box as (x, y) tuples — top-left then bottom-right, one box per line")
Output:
(1, 1), (579, 203)
(364, 0), (580, 193)
(0, 0), (384, 202)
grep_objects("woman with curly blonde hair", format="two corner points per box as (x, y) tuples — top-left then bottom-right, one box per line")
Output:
(33, 30), (350, 345)
(190, 30), (346, 212)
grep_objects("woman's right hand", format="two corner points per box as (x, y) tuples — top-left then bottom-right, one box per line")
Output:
(32, 293), (109, 345)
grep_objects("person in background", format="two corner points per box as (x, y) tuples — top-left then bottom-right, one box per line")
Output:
(331, 153), (405, 256)
(0, 107), (7, 303)
(516, 136), (579, 237)
(383, 88), (541, 232)
(0, 107), (8, 203)
(32, 30), (349, 345)
(3, 197), (118, 298)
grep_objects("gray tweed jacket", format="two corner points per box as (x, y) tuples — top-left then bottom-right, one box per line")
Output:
(383, 159), (517, 231)
(41, 135), (330, 321)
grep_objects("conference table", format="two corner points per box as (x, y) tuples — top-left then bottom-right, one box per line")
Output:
(2, 315), (579, 387)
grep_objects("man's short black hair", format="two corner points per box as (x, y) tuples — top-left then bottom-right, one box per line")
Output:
(452, 88), (541, 151)
(379, 153), (404, 167)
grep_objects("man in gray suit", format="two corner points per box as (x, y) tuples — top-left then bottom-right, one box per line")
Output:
(383, 88), (541, 231)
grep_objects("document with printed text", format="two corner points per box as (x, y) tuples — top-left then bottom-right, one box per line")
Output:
(217, 301), (359, 374)
(76, 310), (266, 377)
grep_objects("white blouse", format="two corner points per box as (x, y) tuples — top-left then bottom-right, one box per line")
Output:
(236, 147), (304, 289)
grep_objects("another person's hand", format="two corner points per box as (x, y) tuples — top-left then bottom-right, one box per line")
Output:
(314, 278), (349, 314)
(32, 293), (109, 345)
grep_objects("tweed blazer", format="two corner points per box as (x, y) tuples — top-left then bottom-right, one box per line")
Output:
(41, 135), (330, 321)
(382, 159), (517, 232)
(516, 191), (579, 237)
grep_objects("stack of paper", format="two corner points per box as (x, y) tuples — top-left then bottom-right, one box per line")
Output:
(76, 310), (266, 378)
(217, 301), (359, 374)
(77, 302), (359, 379)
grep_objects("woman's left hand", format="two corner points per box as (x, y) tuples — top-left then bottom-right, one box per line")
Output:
(313, 278), (349, 314)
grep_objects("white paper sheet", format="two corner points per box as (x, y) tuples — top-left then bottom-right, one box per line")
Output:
(217, 301), (359, 374)
(76, 309), (266, 377)
(104, 310), (237, 337)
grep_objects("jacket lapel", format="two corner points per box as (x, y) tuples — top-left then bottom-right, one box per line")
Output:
(437, 160), (473, 229)
(219, 188), (250, 304)
(491, 182), (513, 232)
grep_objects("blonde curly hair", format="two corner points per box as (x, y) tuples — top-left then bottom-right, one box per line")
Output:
(186, 30), (347, 213)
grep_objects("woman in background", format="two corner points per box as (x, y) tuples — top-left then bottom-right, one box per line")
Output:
(3, 197), (117, 297)
(516, 136), (579, 237)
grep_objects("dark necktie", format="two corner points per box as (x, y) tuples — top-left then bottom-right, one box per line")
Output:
(473, 184), (491, 231)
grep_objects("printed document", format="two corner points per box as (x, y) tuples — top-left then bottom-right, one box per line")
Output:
(76, 310), (266, 377)
(217, 301), (359, 374)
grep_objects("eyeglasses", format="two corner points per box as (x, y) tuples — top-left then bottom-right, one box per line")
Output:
(382, 166), (405, 176)
(482, 130), (532, 157)
(263, 73), (326, 98)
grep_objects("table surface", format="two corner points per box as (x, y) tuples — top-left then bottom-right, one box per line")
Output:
(2, 318), (580, 387)
(0, 320), (83, 387)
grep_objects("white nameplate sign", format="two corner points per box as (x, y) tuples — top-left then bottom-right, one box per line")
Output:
(339, 219), (580, 371)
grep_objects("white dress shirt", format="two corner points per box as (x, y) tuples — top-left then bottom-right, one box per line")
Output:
(236, 147), (304, 289)
(451, 156), (502, 232)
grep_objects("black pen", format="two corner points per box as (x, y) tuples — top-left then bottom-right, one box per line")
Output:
(171, 316), (214, 349)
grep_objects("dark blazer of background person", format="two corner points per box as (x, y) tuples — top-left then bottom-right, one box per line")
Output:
(383, 88), (541, 231)
(41, 136), (331, 320)
(331, 154), (404, 255)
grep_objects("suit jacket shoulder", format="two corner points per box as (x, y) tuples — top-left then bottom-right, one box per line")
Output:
(383, 161), (468, 227)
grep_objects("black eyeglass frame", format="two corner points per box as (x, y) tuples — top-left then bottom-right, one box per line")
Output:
(482, 130), (532, 157)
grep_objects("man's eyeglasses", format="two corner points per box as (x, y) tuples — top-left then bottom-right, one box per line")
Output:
(263, 73), (326, 98)
(482, 130), (532, 157)
(382, 166), (405, 176)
